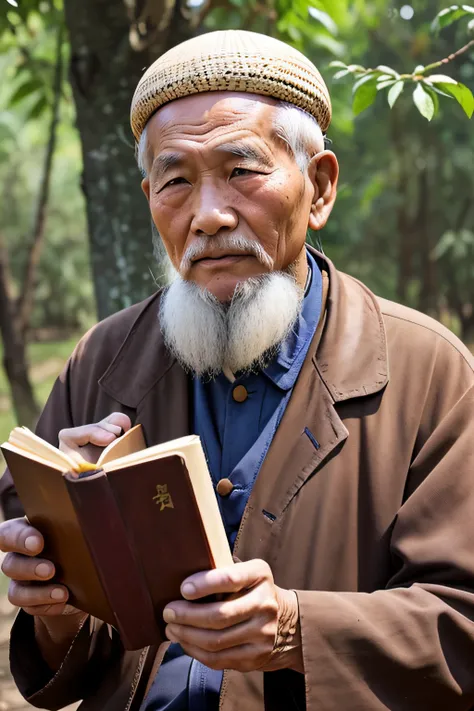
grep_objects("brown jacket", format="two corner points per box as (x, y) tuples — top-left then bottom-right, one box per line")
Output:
(4, 250), (474, 711)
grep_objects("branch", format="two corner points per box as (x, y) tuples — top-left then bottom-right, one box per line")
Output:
(17, 23), (64, 337)
(423, 38), (474, 73)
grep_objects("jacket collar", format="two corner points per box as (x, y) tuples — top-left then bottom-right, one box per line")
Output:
(99, 247), (389, 409)
(312, 248), (389, 402)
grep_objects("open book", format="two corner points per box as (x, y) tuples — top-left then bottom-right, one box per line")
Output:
(1, 426), (232, 650)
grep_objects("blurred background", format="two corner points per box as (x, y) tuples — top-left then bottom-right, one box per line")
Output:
(0, 0), (473, 706)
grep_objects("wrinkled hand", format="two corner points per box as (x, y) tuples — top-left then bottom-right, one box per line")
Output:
(59, 412), (131, 464)
(0, 517), (75, 617)
(163, 559), (303, 673)
(0, 517), (88, 670)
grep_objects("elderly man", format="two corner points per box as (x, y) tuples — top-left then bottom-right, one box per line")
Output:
(1, 28), (474, 711)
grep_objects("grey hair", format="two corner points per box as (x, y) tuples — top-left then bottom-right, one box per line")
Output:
(272, 102), (325, 172)
(136, 124), (151, 177)
(135, 100), (325, 178)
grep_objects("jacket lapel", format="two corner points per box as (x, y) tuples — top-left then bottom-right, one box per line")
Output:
(233, 268), (348, 563)
(234, 250), (390, 563)
(223, 253), (390, 711)
(98, 291), (191, 445)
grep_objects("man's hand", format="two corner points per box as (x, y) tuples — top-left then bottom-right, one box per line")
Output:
(0, 517), (86, 670)
(163, 559), (303, 674)
(59, 412), (132, 464)
(0, 517), (73, 617)
(0, 413), (131, 669)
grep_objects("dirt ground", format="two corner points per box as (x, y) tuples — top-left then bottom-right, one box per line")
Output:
(0, 590), (34, 711)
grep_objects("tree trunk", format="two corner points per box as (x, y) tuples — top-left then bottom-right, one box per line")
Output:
(63, 0), (197, 319)
(18, 24), (64, 338)
(0, 236), (39, 428)
(0, 25), (65, 430)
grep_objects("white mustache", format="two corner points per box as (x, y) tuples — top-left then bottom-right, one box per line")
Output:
(179, 235), (274, 275)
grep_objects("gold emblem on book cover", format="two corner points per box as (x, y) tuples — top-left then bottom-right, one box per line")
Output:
(153, 484), (174, 511)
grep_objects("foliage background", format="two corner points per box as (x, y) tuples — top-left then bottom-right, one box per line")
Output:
(0, 0), (473, 440)
(0, 1), (472, 706)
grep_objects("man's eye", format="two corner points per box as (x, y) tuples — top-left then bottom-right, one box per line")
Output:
(161, 177), (188, 190)
(231, 167), (258, 178)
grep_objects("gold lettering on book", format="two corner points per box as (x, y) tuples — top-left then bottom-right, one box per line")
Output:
(153, 484), (174, 511)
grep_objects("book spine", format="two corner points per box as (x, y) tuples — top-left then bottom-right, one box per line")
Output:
(64, 472), (158, 650)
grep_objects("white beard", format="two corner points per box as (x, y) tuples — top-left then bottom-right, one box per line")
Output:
(159, 273), (303, 377)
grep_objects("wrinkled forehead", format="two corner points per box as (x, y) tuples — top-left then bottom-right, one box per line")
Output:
(145, 92), (279, 149)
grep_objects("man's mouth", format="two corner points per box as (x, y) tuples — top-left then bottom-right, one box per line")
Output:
(192, 253), (252, 265)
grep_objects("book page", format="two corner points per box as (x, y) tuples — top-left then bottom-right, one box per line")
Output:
(4, 428), (77, 471)
(1, 442), (67, 473)
(97, 425), (146, 466)
(179, 441), (234, 569)
(103, 434), (200, 471)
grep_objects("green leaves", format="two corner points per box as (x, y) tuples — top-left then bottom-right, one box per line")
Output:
(425, 75), (474, 118)
(388, 80), (404, 108)
(431, 5), (474, 32)
(413, 83), (435, 121)
(329, 50), (474, 122)
(438, 82), (474, 117)
(276, 0), (345, 55)
(9, 77), (43, 105)
(352, 75), (378, 116)
(308, 7), (338, 35)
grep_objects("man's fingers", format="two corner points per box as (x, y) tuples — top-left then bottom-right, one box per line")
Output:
(99, 413), (131, 434)
(101, 413), (131, 432)
(59, 413), (132, 454)
(59, 424), (116, 450)
(8, 580), (69, 611)
(163, 585), (269, 630)
(0, 518), (44, 556)
(166, 617), (271, 653)
(2, 553), (55, 582)
(181, 560), (272, 600)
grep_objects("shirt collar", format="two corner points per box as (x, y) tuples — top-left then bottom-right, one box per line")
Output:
(260, 249), (323, 392)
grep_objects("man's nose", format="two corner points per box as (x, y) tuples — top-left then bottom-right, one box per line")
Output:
(190, 184), (238, 236)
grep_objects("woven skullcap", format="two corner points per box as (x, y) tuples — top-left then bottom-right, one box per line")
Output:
(130, 29), (331, 141)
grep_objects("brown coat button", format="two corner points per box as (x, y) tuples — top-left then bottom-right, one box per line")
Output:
(232, 385), (248, 403)
(216, 478), (234, 497)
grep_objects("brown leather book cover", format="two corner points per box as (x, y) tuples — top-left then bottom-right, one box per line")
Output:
(2, 448), (223, 650)
(64, 470), (159, 649)
(103, 454), (216, 642)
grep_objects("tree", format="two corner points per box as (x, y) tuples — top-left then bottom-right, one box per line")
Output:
(0, 15), (64, 427)
(1, 0), (473, 338)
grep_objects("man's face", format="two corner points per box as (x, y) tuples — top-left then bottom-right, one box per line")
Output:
(142, 92), (335, 302)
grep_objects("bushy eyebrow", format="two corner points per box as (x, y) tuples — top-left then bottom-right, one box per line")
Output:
(152, 141), (272, 181)
(216, 141), (273, 167)
(152, 152), (183, 180)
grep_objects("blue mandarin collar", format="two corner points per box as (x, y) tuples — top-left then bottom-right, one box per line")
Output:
(258, 249), (322, 391)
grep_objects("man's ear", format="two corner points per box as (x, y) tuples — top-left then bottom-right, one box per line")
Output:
(307, 151), (339, 231)
(141, 177), (151, 202)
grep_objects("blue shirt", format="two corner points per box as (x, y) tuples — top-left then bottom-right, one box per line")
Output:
(141, 250), (322, 711)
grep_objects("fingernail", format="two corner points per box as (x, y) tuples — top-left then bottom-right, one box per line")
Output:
(166, 626), (178, 642)
(181, 583), (196, 598)
(51, 588), (65, 601)
(35, 563), (52, 578)
(25, 536), (41, 552)
(163, 607), (176, 623)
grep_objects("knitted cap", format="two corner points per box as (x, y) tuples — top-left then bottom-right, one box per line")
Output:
(130, 30), (332, 141)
